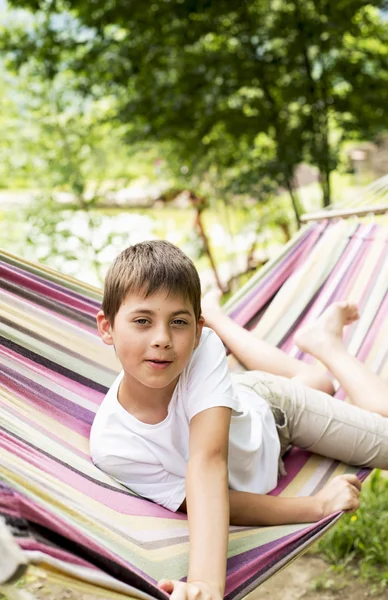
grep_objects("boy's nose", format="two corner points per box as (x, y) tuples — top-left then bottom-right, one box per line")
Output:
(152, 341), (172, 348)
(151, 329), (172, 349)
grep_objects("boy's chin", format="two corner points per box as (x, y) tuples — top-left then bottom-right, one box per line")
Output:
(142, 374), (180, 390)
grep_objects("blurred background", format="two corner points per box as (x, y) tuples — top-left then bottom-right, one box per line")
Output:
(0, 0), (387, 294)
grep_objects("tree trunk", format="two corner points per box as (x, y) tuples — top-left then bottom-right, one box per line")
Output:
(319, 167), (331, 207)
(317, 111), (332, 207)
(285, 177), (301, 228)
(189, 192), (226, 293)
(293, 0), (333, 209)
(279, 222), (292, 242)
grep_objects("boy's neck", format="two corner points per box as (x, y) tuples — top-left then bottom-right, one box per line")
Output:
(117, 373), (178, 425)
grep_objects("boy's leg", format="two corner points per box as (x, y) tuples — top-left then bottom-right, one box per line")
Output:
(202, 292), (334, 395)
(294, 301), (388, 417)
(233, 300), (388, 469)
(249, 372), (388, 470)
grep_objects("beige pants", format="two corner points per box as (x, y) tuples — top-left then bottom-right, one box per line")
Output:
(233, 371), (388, 470)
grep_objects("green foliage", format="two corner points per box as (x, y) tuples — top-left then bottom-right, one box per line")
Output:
(318, 470), (388, 586)
(0, 65), (34, 188)
(4, 0), (388, 211)
(21, 85), (126, 194)
(0, 55), (159, 193)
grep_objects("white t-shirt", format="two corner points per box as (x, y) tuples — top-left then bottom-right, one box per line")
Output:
(90, 328), (280, 511)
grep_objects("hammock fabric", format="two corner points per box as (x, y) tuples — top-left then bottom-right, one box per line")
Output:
(1, 218), (387, 600)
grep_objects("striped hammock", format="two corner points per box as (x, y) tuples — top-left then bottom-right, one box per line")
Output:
(1, 218), (387, 600)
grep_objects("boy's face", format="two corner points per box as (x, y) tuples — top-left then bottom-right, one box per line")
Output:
(97, 290), (204, 396)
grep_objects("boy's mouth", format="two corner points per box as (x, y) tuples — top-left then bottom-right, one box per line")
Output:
(145, 358), (173, 369)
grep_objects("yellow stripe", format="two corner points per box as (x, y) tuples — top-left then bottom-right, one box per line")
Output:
(1, 249), (102, 295)
(1, 300), (120, 371)
(25, 566), (135, 600)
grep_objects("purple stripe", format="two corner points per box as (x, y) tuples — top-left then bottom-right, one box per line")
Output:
(270, 448), (311, 495)
(1, 335), (110, 393)
(0, 487), (165, 597)
(1, 344), (106, 404)
(229, 227), (314, 318)
(0, 364), (95, 427)
(0, 258), (101, 307)
(230, 224), (327, 325)
(289, 223), (368, 358)
(0, 430), (184, 519)
(357, 291), (388, 363)
(2, 286), (99, 335)
(0, 263), (98, 316)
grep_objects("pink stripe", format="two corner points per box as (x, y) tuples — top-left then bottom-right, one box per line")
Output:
(1, 377), (91, 436)
(2, 287), (99, 335)
(283, 228), (386, 362)
(269, 448), (311, 496)
(1, 263), (97, 317)
(325, 235), (373, 305)
(323, 224), (385, 317)
(280, 226), (371, 354)
(225, 467), (370, 593)
(0, 397), (91, 459)
(1, 345), (106, 404)
(21, 539), (100, 569)
(355, 291), (388, 365)
(235, 223), (329, 326)
(235, 263), (296, 326)
(0, 431), (185, 520)
(12, 490), (168, 587)
(224, 515), (335, 594)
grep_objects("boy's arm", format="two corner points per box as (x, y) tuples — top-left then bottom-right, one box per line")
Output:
(228, 472), (361, 525)
(186, 406), (231, 595)
(178, 473), (361, 525)
(159, 405), (231, 600)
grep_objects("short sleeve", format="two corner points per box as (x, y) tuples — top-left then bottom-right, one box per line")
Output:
(94, 455), (186, 512)
(185, 329), (241, 421)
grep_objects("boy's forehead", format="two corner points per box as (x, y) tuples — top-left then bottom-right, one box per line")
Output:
(121, 289), (194, 313)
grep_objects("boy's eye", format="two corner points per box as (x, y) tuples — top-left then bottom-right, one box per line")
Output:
(172, 319), (188, 326)
(134, 318), (150, 325)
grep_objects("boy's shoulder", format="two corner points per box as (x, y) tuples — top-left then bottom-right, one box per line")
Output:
(89, 372), (123, 451)
(184, 326), (228, 380)
(96, 370), (123, 414)
(195, 326), (224, 355)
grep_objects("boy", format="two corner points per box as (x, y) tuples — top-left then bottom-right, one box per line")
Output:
(90, 240), (388, 600)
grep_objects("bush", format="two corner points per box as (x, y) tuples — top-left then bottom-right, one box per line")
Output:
(318, 470), (388, 585)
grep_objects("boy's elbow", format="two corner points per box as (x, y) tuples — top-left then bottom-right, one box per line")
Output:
(188, 448), (228, 473)
(186, 452), (229, 504)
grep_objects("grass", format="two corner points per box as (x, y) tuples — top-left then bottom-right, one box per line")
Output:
(317, 470), (388, 589)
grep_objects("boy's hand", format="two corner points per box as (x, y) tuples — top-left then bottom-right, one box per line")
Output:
(315, 474), (362, 517)
(158, 579), (223, 600)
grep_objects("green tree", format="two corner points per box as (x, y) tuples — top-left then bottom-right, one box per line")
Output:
(2, 0), (388, 210)
(0, 57), (157, 282)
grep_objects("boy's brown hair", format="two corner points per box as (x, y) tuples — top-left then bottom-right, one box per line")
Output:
(102, 240), (202, 325)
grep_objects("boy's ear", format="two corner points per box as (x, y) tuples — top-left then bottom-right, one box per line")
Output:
(96, 310), (114, 346)
(194, 315), (205, 348)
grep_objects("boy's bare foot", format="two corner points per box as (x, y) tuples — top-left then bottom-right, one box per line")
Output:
(201, 289), (223, 327)
(294, 301), (359, 358)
